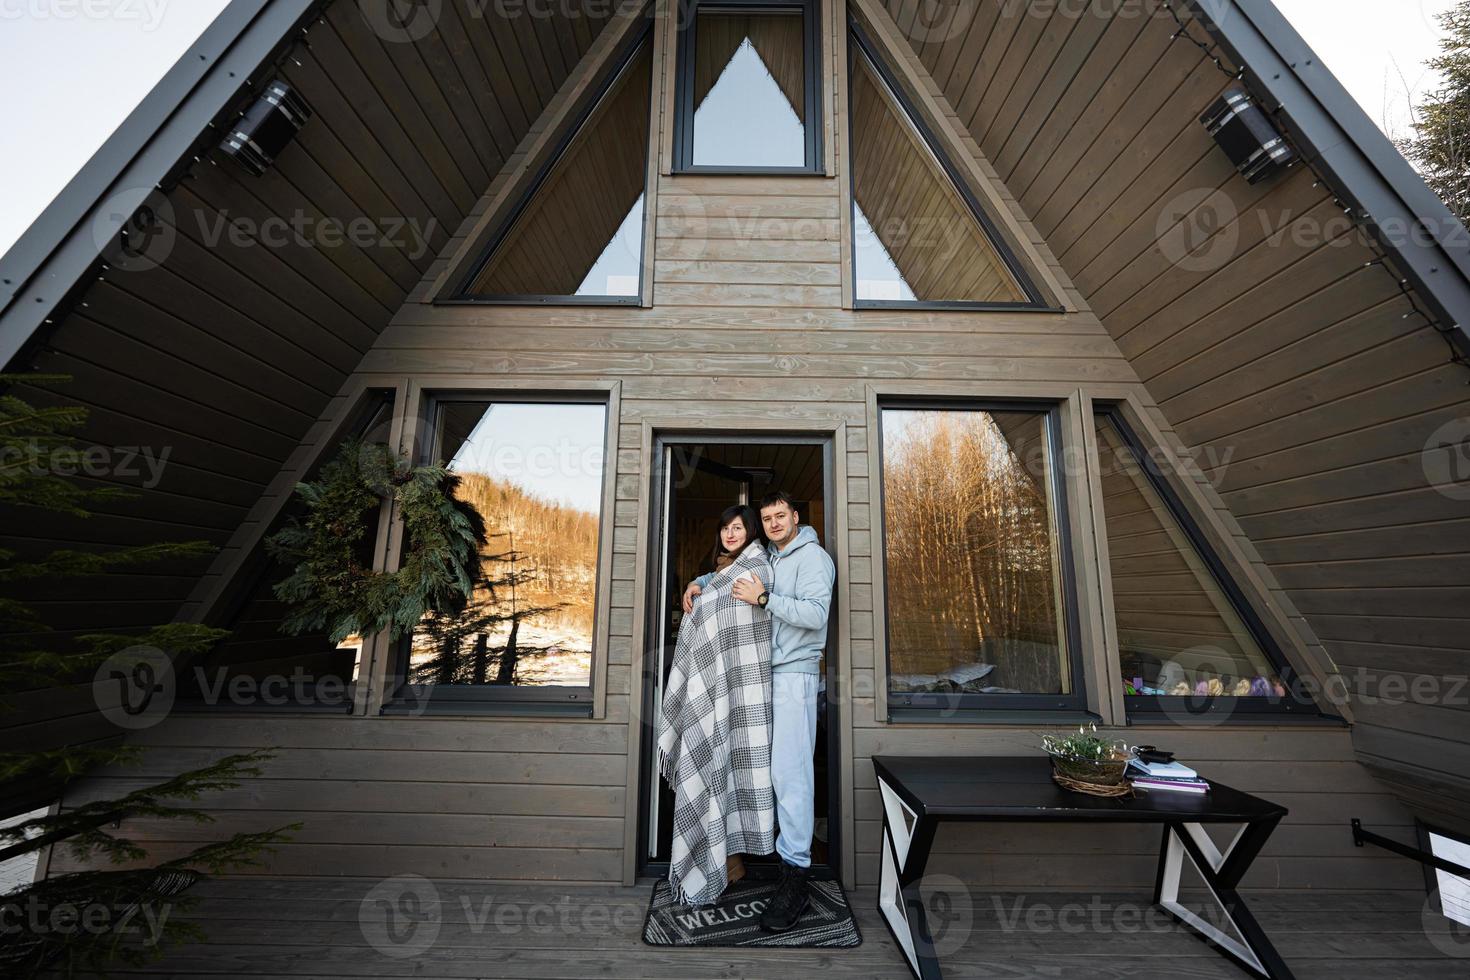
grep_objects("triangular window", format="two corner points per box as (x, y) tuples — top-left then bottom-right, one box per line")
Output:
(1093, 409), (1312, 716)
(848, 26), (1040, 307)
(457, 35), (653, 302)
(672, 0), (823, 174)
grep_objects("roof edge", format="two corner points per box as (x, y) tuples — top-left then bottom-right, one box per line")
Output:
(0, 0), (319, 370)
(1193, 0), (1470, 355)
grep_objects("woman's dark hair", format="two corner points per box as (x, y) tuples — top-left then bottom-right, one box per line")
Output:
(709, 504), (762, 569)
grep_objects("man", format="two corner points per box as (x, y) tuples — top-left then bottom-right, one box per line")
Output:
(683, 490), (835, 932)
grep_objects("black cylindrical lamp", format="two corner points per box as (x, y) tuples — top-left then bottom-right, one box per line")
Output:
(220, 80), (312, 177)
(1200, 86), (1296, 184)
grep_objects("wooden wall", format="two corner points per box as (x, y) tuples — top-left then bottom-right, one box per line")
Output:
(1, 1), (611, 769)
(885, 0), (1470, 833)
(47, 0), (1433, 893)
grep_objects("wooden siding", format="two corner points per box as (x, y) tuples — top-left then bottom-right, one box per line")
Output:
(1, 2), (612, 764)
(43, 0), (1428, 897)
(890, 0), (1470, 831)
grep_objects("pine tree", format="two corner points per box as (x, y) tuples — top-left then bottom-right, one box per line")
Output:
(0, 375), (298, 976)
(1401, 2), (1470, 218)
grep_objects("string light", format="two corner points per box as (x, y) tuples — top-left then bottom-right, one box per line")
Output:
(1162, 0), (1470, 380)
(19, 3), (330, 366)
(1162, 2), (1245, 81)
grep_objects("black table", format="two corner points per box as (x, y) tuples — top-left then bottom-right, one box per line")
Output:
(872, 756), (1293, 980)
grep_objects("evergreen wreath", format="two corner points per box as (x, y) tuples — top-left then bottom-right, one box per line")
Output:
(266, 438), (488, 642)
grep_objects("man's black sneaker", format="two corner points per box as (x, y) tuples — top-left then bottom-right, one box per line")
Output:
(759, 861), (810, 932)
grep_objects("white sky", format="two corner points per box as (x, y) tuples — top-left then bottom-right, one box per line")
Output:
(0, 0), (1459, 259)
(1274, 0), (1458, 139)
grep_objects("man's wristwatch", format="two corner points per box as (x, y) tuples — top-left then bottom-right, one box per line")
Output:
(757, 590), (769, 608)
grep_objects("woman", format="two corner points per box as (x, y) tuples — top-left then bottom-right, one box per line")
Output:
(656, 505), (776, 907)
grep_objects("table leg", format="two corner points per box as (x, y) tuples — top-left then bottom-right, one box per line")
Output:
(876, 775), (941, 980)
(1154, 818), (1296, 980)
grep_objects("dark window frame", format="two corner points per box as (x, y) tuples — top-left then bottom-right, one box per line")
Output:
(378, 390), (611, 716)
(877, 398), (1089, 716)
(846, 19), (1052, 312)
(447, 23), (654, 305)
(1093, 405), (1321, 721)
(671, 0), (825, 175)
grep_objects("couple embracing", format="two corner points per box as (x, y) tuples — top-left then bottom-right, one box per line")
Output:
(655, 490), (835, 932)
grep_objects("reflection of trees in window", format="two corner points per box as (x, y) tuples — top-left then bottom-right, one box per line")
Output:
(408, 473), (599, 687)
(882, 409), (1066, 694)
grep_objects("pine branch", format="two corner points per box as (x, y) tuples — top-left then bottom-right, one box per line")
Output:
(0, 623), (228, 693)
(1, 822), (299, 977)
(0, 743), (142, 788)
(0, 751), (277, 866)
(0, 541), (215, 584)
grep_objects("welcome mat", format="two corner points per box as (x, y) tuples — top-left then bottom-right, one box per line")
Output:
(642, 875), (862, 948)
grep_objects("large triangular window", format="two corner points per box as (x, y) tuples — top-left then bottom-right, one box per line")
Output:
(847, 25), (1043, 308)
(455, 33), (653, 302)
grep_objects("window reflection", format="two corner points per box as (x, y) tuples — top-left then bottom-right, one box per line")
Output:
(881, 408), (1070, 697)
(179, 393), (396, 710)
(849, 39), (1027, 304)
(463, 39), (651, 299)
(1094, 414), (1285, 699)
(689, 10), (808, 168)
(406, 401), (607, 688)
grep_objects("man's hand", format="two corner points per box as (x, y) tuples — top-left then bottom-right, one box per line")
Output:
(732, 574), (765, 607)
(682, 583), (702, 614)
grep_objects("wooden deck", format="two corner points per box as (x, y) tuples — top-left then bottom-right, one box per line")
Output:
(64, 877), (1467, 979)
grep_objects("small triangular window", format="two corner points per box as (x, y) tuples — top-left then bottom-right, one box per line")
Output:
(458, 36), (652, 301)
(848, 28), (1038, 307)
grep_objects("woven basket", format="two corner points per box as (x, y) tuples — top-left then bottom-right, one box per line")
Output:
(1040, 752), (1128, 787)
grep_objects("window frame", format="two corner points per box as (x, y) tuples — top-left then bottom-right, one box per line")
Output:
(671, 0), (825, 175)
(1092, 404), (1320, 721)
(876, 397), (1089, 716)
(845, 20), (1050, 312)
(377, 389), (614, 717)
(446, 24), (654, 305)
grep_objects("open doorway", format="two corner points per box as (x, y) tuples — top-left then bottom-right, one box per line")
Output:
(639, 436), (839, 879)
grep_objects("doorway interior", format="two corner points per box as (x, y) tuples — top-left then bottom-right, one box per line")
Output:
(638, 435), (839, 879)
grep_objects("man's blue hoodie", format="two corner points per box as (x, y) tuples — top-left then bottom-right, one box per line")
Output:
(763, 524), (835, 674)
(693, 524), (835, 673)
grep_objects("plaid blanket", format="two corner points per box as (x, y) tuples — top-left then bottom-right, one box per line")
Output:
(656, 540), (776, 906)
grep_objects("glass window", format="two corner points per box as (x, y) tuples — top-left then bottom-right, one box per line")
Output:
(393, 399), (608, 702)
(1093, 412), (1298, 713)
(674, 0), (821, 173)
(178, 392), (396, 711)
(848, 29), (1035, 307)
(460, 37), (652, 300)
(880, 405), (1080, 710)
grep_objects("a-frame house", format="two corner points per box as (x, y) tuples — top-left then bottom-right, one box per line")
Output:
(3, 0), (1469, 974)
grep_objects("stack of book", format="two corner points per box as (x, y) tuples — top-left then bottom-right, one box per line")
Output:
(1127, 759), (1210, 794)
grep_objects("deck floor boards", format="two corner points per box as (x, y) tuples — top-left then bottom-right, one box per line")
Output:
(57, 878), (1464, 979)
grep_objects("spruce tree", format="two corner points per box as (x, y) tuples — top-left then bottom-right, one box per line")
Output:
(0, 375), (298, 976)
(1401, 2), (1470, 219)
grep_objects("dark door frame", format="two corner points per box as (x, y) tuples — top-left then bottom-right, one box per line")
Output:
(637, 431), (840, 880)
